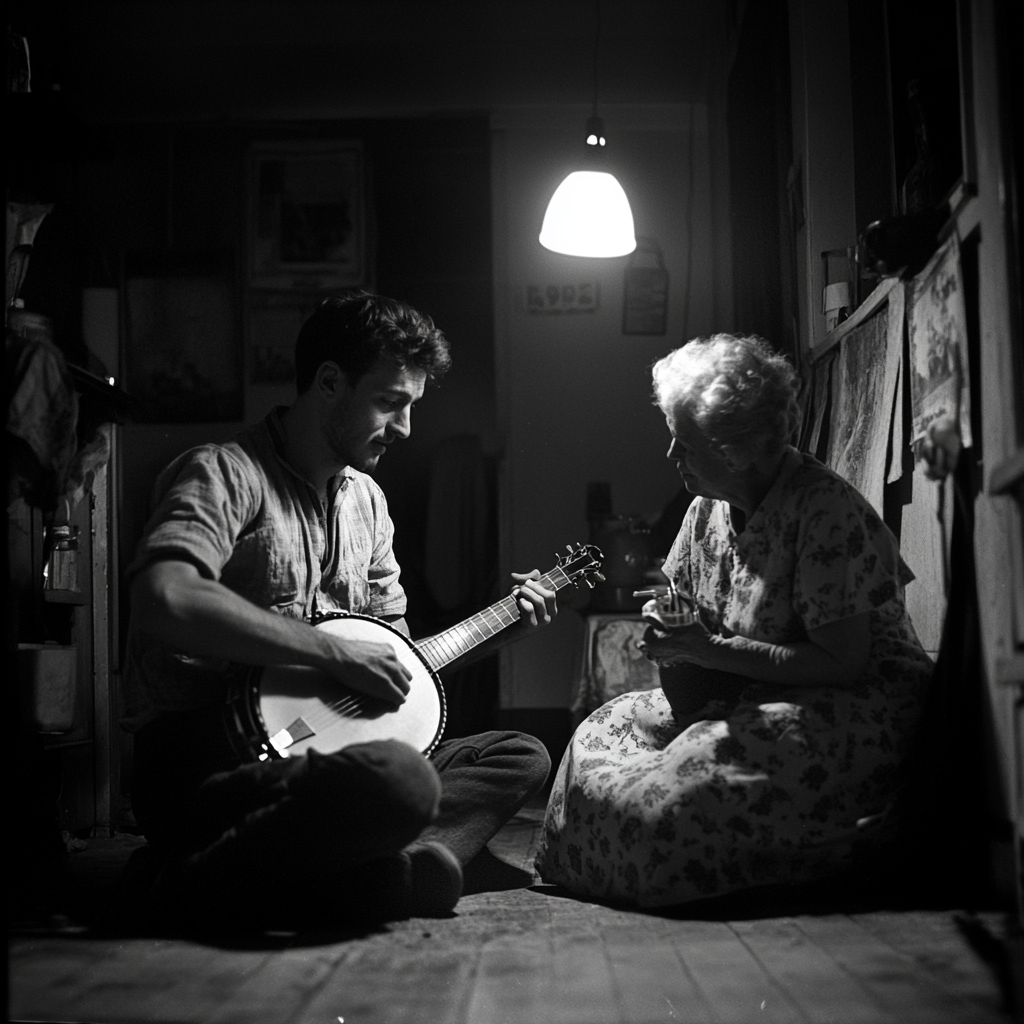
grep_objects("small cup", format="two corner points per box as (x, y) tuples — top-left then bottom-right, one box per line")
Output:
(641, 595), (696, 630)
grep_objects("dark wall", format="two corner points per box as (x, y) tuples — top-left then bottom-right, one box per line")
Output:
(16, 113), (496, 650)
(885, 0), (963, 212)
(726, 0), (796, 359)
(848, 0), (898, 232)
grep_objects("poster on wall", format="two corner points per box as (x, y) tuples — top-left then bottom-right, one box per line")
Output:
(803, 348), (835, 460)
(907, 234), (973, 448)
(622, 237), (669, 335)
(823, 282), (904, 519)
(249, 141), (367, 291)
(125, 253), (242, 423)
(248, 293), (320, 385)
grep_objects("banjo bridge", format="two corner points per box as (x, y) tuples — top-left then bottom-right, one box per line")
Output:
(269, 716), (316, 754)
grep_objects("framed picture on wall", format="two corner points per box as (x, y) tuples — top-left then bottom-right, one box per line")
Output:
(247, 291), (322, 385)
(248, 141), (367, 291)
(124, 251), (242, 423)
(622, 237), (669, 335)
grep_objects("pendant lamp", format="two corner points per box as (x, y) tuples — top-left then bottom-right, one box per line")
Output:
(539, 115), (636, 258)
(539, 0), (636, 259)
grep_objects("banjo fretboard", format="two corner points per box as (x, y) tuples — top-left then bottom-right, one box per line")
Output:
(415, 567), (573, 672)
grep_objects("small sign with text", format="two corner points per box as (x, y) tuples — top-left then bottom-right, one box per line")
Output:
(525, 282), (601, 315)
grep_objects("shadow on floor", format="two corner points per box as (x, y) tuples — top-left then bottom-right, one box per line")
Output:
(527, 872), (1006, 924)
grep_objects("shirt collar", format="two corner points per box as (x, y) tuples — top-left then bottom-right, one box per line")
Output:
(264, 406), (355, 492)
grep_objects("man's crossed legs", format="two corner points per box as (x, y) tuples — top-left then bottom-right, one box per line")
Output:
(124, 714), (549, 928)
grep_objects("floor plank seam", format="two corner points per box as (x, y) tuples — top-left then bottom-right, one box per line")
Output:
(726, 920), (816, 1023)
(792, 915), (913, 1021)
(280, 940), (361, 1024)
(452, 940), (484, 1024)
(659, 918), (719, 1023)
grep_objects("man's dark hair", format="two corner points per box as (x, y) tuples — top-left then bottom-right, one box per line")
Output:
(294, 291), (452, 393)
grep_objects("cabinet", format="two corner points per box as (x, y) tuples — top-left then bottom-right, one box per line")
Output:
(13, 417), (120, 838)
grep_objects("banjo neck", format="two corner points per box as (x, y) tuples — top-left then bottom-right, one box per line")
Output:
(232, 544), (601, 761)
(414, 566), (575, 673)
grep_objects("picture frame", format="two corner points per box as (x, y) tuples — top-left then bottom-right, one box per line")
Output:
(809, 276), (905, 517)
(123, 251), (242, 423)
(622, 237), (669, 336)
(907, 234), (972, 449)
(247, 291), (322, 386)
(248, 140), (367, 291)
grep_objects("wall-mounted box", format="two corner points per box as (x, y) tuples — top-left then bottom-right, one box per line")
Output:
(18, 644), (78, 734)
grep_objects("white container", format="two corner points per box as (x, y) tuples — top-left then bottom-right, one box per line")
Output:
(823, 281), (851, 332)
(45, 525), (79, 591)
(18, 644), (77, 733)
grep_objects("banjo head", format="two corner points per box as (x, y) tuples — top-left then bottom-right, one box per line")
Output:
(253, 614), (446, 758)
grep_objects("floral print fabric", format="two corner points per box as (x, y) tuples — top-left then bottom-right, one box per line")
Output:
(536, 448), (933, 907)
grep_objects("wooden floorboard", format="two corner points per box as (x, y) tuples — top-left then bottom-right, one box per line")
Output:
(667, 918), (805, 1023)
(599, 912), (717, 1023)
(850, 910), (1011, 1021)
(731, 916), (890, 1022)
(202, 945), (350, 1024)
(8, 808), (1015, 1024)
(795, 912), (999, 1023)
(299, 943), (479, 1024)
(468, 918), (623, 1024)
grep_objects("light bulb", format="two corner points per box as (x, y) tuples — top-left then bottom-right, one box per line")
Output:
(539, 171), (637, 258)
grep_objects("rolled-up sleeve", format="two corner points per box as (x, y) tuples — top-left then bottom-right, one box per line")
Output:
(364, 483), (406, 618)
(127, 447), (259, 583)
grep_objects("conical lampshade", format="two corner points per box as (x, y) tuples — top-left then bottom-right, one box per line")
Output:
(539, 170), (637, 258)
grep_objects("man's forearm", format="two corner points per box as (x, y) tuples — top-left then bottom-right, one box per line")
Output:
(132, 560), (414, 704)
(132, 566), (330, 671)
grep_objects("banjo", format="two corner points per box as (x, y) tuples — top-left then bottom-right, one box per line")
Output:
(224, 544), (603, 762)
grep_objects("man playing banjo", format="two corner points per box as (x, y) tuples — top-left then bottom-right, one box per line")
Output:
(121, 293), (556, 925)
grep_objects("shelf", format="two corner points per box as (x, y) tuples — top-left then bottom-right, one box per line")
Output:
(44, 589), (89, 606)
(811, 277), (901, 361)
(42, 737), (95, 750)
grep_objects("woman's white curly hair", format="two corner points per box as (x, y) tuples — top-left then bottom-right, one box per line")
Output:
(651, 334), (801, 457)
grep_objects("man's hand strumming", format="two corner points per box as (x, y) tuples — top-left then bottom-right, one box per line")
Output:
(321, 634), (412, 705)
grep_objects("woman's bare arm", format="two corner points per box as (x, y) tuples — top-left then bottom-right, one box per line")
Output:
(641, 610), (871, 688)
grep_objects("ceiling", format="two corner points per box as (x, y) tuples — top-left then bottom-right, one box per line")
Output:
(48, 1), (732, 122)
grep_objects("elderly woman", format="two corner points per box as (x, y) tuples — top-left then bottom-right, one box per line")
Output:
(536, 334), (933, 908)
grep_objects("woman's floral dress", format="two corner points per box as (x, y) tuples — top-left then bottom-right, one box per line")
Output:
(536, 448), (933, 908)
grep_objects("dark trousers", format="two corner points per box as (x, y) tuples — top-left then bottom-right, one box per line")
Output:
(128, 708), (549, 923)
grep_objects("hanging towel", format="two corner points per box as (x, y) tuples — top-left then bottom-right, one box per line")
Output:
(423, 434), (490, 612)
(6, 333), (79, 511)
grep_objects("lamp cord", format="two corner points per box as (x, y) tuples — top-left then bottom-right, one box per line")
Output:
(682, 108), (696, 341)
(592, 0), (601, 117)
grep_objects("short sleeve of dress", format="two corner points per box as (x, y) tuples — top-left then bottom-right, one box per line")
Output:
(662, 499), (699, 597)
(127, 446), (259, 584)
(792, 476), (913, 632)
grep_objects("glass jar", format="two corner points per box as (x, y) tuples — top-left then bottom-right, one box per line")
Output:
(45, 525), (79, 592)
